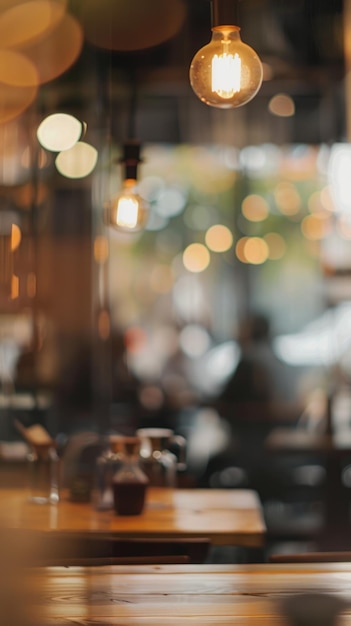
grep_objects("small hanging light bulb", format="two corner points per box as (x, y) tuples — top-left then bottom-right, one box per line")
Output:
(109, 179), (148, 231)
(189, 0), (263, 109)
(106, 141), (149, 233)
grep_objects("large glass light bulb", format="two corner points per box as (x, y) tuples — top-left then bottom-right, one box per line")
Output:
(107, 179), (149, 233)
(189, 26), (263, 109)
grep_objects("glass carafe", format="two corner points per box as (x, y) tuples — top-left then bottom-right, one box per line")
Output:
(112, 436), (149, 515)
(136, 428), (186, 488)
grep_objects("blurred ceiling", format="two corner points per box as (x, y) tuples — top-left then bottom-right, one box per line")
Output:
(0, 0), (347, 368)
(41, 0), (346, 148)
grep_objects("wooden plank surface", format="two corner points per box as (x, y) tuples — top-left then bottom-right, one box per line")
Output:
(0, 487), (266, 546)
(9, 563), (351, 626)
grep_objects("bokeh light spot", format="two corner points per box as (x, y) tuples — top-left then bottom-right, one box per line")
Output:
(274, 181), (301, 215)
(235, 236), (249, 263)
(269, 93), (295, 117)
(11, 224), (21, 251)
(37, 113), (82, 152)
(94, 236), (109, 264)
(55, 142), (98, 178)
(0, 0), (66, 49)
(301, 214), (331, 240)
(11, 274), (19, 299)
(0, 50), (38, 88)
(205, 224), (233, 252)
(243, 237), (269, 264)
(242, 194), (269, 222)
(183, 243), (210, 273)
(124, 326), (147, 353)
(24, 12), (83, 84)
(179, 324), (211, 358)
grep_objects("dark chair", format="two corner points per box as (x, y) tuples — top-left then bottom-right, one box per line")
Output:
(13, 530), (211, 566)
(269, 551), (351, 563)
(37, 555), (191, 566)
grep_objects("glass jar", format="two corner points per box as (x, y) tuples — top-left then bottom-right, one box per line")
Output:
(27, 443), (60, 504)
(136, 428), (186, 488)
(112, 436), (149, 516)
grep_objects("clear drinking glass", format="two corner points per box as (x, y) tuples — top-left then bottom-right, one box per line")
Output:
(28, 443), (60, 504)
(93, 435), (125, 510)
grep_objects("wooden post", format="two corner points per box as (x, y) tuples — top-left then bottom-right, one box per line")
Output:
(343, 0), (351, 140)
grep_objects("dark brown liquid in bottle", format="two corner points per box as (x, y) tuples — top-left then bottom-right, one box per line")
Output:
(113, 480), (147, 515)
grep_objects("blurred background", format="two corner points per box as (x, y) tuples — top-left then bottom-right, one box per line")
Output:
(1, 0), (351, 557)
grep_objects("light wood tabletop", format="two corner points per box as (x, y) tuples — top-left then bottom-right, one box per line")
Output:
(7, 562), (351, 626)
(0, 487), (266, 547)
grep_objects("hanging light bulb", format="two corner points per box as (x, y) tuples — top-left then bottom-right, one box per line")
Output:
(189, 0), (263, 109)
(108, 179), (149, 231)
(106, 141), (149, 233)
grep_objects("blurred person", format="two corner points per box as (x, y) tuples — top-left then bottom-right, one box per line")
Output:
(54, 331), (141, 435)
(51, 337), (100, 497)
(161, 345), (200, 412)
(216, 312), (302, 425)
(53, 331), (142, 497)
(203, 312), (303, 489)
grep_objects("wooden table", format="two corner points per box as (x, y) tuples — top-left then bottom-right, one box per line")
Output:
(0, 487), (266, 547)
(266, 427), (351, 453)
(265, 427), (351, 549)
(6, 562), (351, 626)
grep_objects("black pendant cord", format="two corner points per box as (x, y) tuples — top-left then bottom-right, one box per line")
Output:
(122, 63), (142, 181)
(127, 64), (138, 141)
(211, 0), (241, 27)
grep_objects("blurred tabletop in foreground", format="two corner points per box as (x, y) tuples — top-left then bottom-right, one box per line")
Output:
(11, 562), (351, 626)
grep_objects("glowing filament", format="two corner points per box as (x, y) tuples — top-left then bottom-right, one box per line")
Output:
(116, 196), (139, 229)
(212, 52), (241, 98)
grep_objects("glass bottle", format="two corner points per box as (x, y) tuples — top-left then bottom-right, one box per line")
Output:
(27, 443), (60, 504)
(112, 436), (149, 515)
